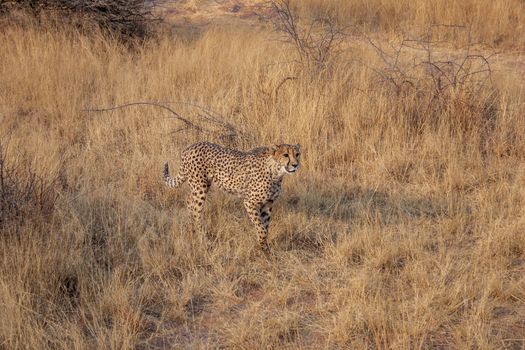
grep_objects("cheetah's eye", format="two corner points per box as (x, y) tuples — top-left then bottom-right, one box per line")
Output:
(283, 153), (289, 157)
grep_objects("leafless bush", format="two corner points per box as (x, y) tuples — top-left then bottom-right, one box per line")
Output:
(0, 0), (160, 40)
(269, 0), (346, 71)
(0, 141), (60, 230)
(362, 25), (497, 134)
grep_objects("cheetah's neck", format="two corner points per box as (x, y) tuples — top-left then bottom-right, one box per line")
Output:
(266, 156), (287, 180)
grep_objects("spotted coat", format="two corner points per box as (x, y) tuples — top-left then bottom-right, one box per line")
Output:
(164, 141), (301, 253)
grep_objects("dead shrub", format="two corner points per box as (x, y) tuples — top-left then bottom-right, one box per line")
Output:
(269, 0), (346, 71)
(0, 0), (161, 41)
(0, 141), (61, 230)
(362, 25), (498, 137)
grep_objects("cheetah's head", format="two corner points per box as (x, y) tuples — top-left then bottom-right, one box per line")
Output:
(271, 144), (301, 175)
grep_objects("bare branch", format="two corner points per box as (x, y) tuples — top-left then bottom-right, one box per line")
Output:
(269, 0), (346, 70)
(82, 101), (248, 142)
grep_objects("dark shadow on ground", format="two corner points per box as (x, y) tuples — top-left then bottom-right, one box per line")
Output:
(272, 184), (454, 252)
(288, 185), (450, 225)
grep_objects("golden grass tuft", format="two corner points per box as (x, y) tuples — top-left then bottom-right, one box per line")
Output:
(1, 4), (525, 348)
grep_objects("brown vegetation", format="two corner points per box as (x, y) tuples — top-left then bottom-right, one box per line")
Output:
(0, 1), (524, 348)
(296, 0), (525, 49)
(0, 0), (159, 40)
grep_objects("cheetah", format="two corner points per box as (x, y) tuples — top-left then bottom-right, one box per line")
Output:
(163, 141), (301, 253)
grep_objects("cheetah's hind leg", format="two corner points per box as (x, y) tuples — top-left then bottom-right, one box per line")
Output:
(163, 161), (187, 188)
(186, 178), (210, 236)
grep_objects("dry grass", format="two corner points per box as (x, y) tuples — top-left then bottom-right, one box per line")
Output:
(1, 3), (525, 349)
(296, 0), (525, 49)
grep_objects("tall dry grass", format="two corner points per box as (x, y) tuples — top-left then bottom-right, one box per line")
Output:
(296, 0), (525, 49)
(1, 5), (525, 349)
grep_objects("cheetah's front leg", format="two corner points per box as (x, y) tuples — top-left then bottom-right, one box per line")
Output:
(260, 200), (273, 233)
(243, 200), (270, 253)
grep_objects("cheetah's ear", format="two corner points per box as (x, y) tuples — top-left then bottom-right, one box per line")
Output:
(270, 144), (280, 154)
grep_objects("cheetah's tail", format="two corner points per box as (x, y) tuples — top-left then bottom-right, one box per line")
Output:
(163, 161), (186, 188)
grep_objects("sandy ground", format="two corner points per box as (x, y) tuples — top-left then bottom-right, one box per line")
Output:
(157, 0), (271, 26)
